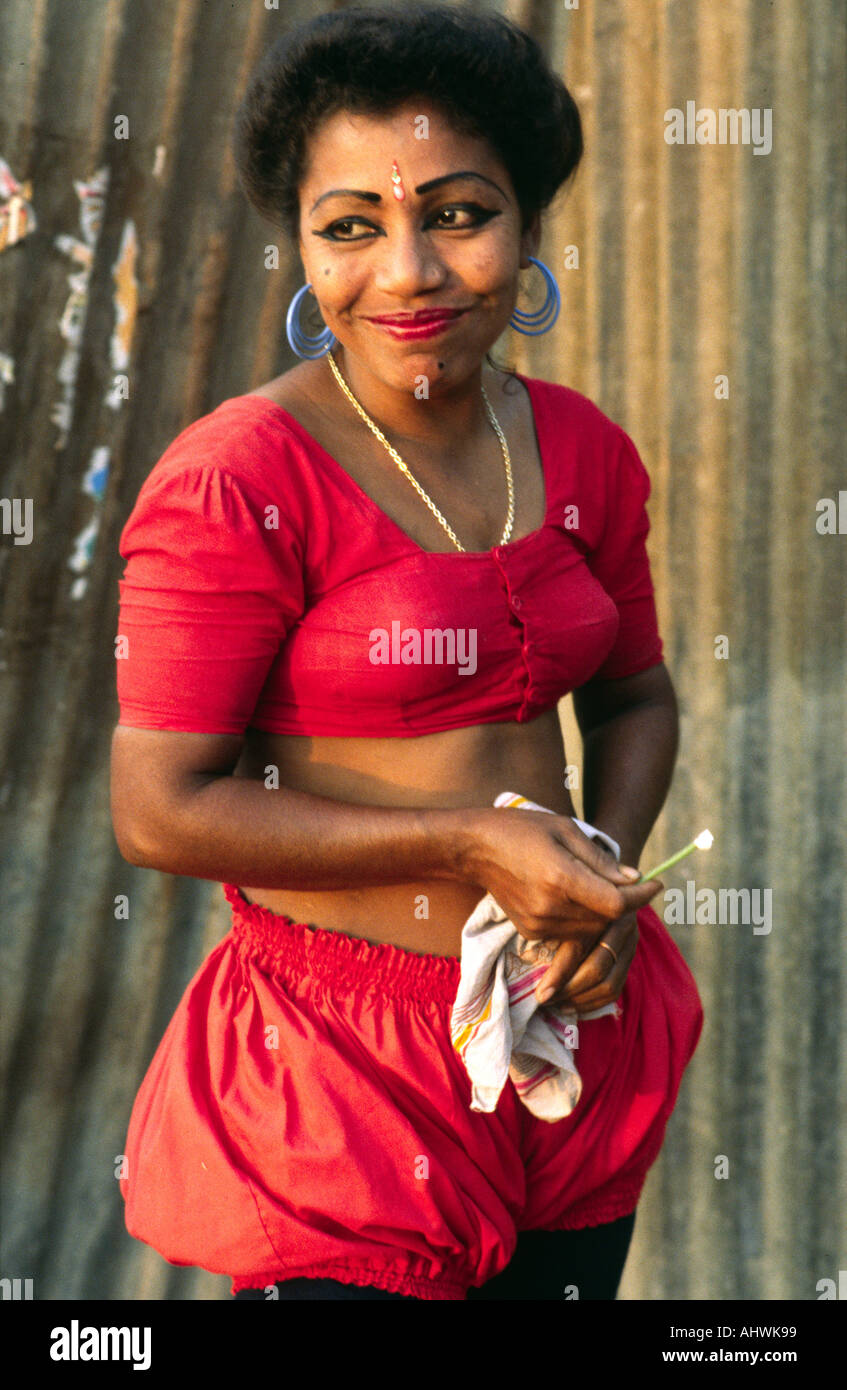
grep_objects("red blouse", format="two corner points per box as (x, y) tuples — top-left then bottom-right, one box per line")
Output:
(115, 374), (664, 737)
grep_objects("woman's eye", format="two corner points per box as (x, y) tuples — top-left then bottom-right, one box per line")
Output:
(433, 204), (494, 228)
(317, 204), (498, 241)
(321, 218), (373, 240)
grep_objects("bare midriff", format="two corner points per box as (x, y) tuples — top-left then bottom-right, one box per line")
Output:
(232, 708), (575, 957)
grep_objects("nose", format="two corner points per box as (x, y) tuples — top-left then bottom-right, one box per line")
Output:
(371, 225), (446, 299)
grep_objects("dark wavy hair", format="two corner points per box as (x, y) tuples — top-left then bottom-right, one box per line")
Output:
(232, 3), (584, 244)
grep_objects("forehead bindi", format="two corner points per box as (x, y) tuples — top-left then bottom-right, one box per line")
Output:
(301, 107), (509, 210)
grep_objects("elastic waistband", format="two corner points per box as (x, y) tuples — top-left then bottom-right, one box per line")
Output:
(222, 884), (461, 1005)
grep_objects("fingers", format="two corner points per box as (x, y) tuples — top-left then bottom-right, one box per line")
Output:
(533, 938), (584, 1000)
(618, 878), (663, 912)
(553, 856), (630, 920)
(535, 913), (639, 1008)
(552, 824), (664, 920)
(561, 926), (638, 1014)
(513, 902), (608, 946)
(555, 818), (629, 880)
(518, 877), (661, 958)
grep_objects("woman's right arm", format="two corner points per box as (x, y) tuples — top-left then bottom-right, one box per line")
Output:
(110, 726), (659, 951)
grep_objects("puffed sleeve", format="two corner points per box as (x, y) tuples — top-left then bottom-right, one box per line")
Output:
(115, 463), (305, 734)
(586, 428), (665, 681)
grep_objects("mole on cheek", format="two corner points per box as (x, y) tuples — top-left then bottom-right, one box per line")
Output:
(324, 268), (330, 276)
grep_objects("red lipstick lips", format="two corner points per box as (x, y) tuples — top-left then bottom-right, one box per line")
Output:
(367, 309), (468, 340)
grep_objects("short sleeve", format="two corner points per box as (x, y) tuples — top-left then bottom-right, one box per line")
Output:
(585, 429), (664, 681)
(115, 464), (305, 734)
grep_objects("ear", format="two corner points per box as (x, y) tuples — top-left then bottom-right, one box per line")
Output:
(519, 213), (542, 268)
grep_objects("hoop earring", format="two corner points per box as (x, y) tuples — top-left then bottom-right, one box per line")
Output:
(509, 256), (561, 335)
(286, 283), (337, 359)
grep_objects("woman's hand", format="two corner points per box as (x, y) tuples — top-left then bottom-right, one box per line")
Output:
(536, 908), (642, 1012)
(461, 808), (663, 995)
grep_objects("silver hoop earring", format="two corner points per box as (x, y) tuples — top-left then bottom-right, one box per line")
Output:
(286, 282), (337, 359)
(509, 256), (561, 335)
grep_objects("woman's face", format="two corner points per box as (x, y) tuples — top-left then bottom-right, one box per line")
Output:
(297, 99), (538, 393)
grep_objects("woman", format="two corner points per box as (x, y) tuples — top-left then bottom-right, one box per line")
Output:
(111, 4), (703, 1301)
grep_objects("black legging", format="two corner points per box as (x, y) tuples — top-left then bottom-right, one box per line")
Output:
(233, 1209), (636, 1301)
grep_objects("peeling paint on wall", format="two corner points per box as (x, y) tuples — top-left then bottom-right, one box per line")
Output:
(75, 169), (108, 247)
(67, 513), (101, 600)
(109, 219), (138, 375)
(81, 446), (111, 501)
(51, 167), (110, 449)
(52, 185), (135, 596)
(0, 351), (15, 409)
(68, 442), (111, 599)
(0, 157), (37, 252)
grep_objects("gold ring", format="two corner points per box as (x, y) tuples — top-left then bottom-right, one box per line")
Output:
(597, 941), (619, 966)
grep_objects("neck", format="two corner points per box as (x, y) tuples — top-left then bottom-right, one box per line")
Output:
(329, 346), (500, 450)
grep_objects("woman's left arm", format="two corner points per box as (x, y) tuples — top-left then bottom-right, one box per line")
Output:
(572, 661), (679, 871)
(534, 662), (677, 1008)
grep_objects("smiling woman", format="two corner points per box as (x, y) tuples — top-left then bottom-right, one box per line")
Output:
(111, 2), (703, 1303)
(294, 99), (529, 394)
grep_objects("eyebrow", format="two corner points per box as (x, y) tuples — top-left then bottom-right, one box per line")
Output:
(308, 170), (508, 215)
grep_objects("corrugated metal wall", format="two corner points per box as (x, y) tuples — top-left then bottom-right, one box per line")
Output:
(1, 0), (843, 1301)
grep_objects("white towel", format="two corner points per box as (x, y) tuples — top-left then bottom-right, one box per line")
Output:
(450, 792), (622, 1122)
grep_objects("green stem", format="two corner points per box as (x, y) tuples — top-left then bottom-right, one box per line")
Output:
(639, 839), (701, 883)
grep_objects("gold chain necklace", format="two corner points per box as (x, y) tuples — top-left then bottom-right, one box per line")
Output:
(326, 348), (514, 553)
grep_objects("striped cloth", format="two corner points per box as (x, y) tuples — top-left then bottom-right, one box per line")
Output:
(450, 792), (621, 1122)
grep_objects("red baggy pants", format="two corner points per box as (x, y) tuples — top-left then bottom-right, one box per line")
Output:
(120, 886), (703, 1300)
